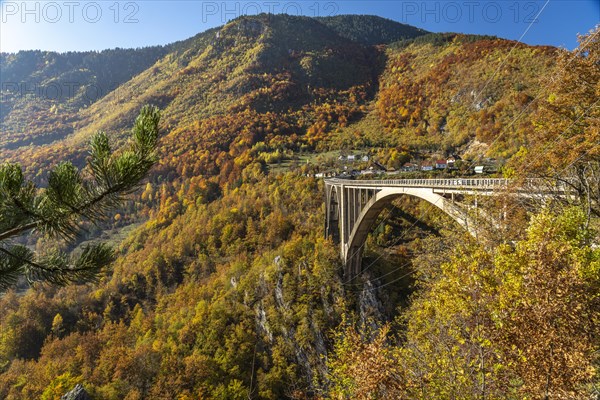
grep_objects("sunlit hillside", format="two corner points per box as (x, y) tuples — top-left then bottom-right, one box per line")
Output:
(0, 14), (597, 400)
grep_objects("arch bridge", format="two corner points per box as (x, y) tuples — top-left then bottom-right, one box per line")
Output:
(324, 177), (548, 278)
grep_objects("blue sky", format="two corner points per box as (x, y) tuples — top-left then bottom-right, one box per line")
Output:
(0, 1), (598, 53)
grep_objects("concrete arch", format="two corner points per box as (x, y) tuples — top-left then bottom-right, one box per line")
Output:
(340, 187), (480, 278)
(323, 178), (530, 277)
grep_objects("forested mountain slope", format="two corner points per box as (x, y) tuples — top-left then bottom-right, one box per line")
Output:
(0, 46), (168, 149)
(2, 15), (557, 180)
(1, 13), (597, 400)
(317, 14), (428, 45)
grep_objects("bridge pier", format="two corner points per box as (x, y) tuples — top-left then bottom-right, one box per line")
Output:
(345, 247), (363, 279)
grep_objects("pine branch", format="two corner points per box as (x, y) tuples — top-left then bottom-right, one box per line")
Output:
(0, 105), (161, 291)
(0, 243), (114, 288)
(0, 246), (47, 272)
(0, 245), (32, 290)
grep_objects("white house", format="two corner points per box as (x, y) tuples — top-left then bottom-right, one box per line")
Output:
(435, 159), (447, 169)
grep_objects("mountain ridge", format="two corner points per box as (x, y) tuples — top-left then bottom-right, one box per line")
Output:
(1, 14), (425, 157)
(1, 14), (556, 168)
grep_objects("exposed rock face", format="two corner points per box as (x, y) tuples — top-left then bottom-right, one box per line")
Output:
(252, 255), (331, 392)
(61, 384), (91, 400)
(359, 275), (385, 329)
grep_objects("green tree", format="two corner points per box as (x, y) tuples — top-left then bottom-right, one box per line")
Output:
(0, 105), (160, 291)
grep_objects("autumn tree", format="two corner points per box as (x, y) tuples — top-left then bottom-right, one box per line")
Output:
(493, 208), (599, 398)
(528, 25), (600, 219)
(328, 207), (599, 399)
(377, 232), (517, 400)
(407, 208), (598, 398)
(326, 321), (406, 399)
(0, 105), (160, 291)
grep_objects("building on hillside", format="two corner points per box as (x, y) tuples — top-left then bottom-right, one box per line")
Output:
(473, 158), (501, 174)
(435, 159), (448, 169)
(338, 154), (358, 162)
(447, 154), (462, 169)
(421, 161), (434, 171)
(401, 162), (419, 172)
(314, 170), (338, 178)
(338, 154), (369, 163)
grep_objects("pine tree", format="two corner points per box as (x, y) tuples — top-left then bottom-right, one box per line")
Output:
(0, 105), (161, 291)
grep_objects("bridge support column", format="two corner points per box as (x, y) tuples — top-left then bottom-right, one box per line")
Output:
(345, 246), (363, 279)
(339, 184), (347, 256)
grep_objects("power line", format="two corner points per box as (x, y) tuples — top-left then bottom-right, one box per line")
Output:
(347, 91), (599, 293)
(338, 26), (599, 293)
(463, 26), (600, 174)
(472, 0), (550, 107)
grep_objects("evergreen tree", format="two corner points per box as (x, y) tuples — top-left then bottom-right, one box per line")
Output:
(0, 105), (160, 291)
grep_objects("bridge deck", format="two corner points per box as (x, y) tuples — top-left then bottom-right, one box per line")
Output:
(324, 177), (566, 277)
(325, 177), (515, 190)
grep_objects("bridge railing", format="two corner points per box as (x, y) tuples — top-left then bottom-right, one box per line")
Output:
(324, 177), (512, 189)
